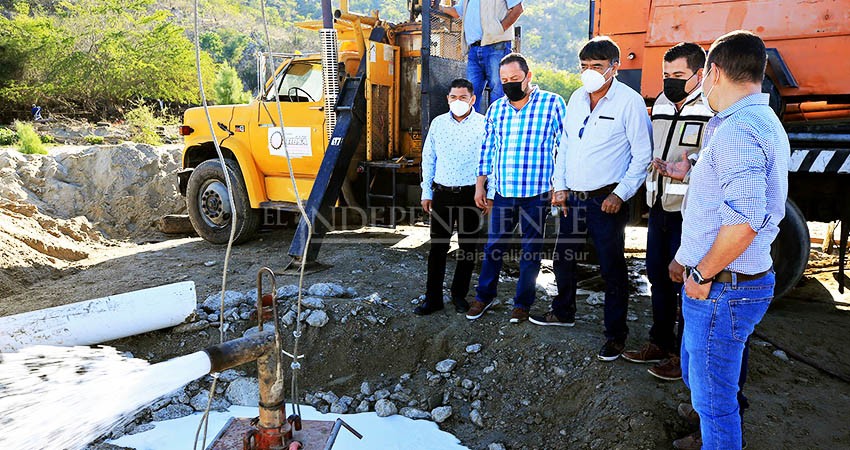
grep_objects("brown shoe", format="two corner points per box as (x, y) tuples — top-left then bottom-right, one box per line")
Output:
(509, 307), (528, 324)
(465, 300), (493, 320)
(621, 342), (668, 363)
(672, 430), (701, 450)
(648, 356), (682, 381)
(677, 402), (700, 426)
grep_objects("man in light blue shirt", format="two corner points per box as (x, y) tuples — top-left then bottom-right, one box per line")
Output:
(671, 31), (788, 450)
(544, 37), (652, 363)
(416, 79), (486, 316)
(437, 0), (523, 113)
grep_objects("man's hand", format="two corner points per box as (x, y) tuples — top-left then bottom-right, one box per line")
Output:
(600, 193), (623, 214)
(684, 276), (712, 300)
(474, 186), (493, 215)
(652, 153), (691, 181)
(668, 259), (685, 283)
(421, 199), (432, 214)
(552, 190), (568, 217)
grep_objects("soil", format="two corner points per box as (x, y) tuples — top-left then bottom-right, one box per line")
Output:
(1, 142), (849, 449)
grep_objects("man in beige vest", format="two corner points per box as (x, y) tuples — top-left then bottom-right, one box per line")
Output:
(622, 43), (713, 380)
(437, 0), (523, 113)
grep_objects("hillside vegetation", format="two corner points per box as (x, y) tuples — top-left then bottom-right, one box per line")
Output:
(0, 0), (588, 120)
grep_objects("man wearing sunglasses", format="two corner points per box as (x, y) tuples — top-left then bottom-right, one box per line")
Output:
(542, 37), (652, 363)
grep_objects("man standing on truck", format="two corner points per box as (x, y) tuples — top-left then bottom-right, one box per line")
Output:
(468, 53), (566, 323)
(436, 0), (524, 113)
(672, 30), (788, 450)
(622, 43), (713, 380)
(416, 79), (486, 316)
(542, 37), (652, 362)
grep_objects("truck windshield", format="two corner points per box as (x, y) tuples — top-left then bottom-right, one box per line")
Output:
(266, 62), (323, 102)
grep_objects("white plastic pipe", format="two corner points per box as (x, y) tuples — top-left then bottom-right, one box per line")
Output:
(0, 281), (197, 352)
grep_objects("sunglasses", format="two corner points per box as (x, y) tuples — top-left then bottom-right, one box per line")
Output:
(578, 115), (590, 139)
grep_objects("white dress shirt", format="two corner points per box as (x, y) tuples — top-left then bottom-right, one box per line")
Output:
(421, 110), (487, 200)
(553, 78), (652, 201)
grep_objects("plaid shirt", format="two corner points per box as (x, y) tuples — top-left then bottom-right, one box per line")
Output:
(478, 87), (566, 198)
(676, 94), (789, 274)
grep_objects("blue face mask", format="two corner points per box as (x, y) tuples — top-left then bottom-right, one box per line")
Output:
(701, 68), (718, 114)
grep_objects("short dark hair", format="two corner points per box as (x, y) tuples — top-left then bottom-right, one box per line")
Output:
(579, 36), (620, 63)
(706, 30), (766, 83)
(499, 53), (530, 74)
(664, 42), (706, 73)
(449, 78), (474, 95)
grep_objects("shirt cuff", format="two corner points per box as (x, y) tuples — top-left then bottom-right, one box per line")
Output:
(720, 201), (769, 233)
(553, 178), (567, 192)
(613, 184), (631, 202)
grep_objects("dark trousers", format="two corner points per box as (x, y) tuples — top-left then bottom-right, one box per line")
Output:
(646, 203), (684, 354)
(475, 192), (550, 309)
(424, 188), (482, 307)
(552, 192), (630, 341)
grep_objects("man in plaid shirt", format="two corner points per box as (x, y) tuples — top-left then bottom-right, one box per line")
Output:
(466, 52), (566, 323)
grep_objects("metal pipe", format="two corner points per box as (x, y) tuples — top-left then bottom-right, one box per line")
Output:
(787, 133), (850, 143)
(322, 0), (333, 29)
(202, 330), (275, 373)
(334, 9), (380, 26)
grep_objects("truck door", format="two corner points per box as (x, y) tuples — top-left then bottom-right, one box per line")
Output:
(252, 60), (327, 203)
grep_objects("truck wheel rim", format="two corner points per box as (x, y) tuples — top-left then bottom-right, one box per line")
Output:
(199, 180), (233, 228)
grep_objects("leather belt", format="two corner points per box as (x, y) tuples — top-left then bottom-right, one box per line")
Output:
(469, 40), (481, 46)
(686, 267), (771, 283)
(433, 182), (474, 193)
(570, 183), (617, 198)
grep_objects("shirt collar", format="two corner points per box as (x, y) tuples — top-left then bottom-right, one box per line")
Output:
(717, 93), (770, 118)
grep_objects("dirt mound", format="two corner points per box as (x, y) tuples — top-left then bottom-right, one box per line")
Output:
(0, 144), (186, 239)
(0, 200), (107, 296)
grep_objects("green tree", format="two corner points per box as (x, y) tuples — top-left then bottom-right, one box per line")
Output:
(533, 65), (582, 101)
(213, 63), (251, 105)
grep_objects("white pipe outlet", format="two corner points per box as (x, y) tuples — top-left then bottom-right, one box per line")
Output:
(0, 281), (197, 352)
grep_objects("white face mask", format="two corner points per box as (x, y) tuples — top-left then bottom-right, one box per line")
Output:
(449, 99), (471, 117)
(581, 66), (613, 93)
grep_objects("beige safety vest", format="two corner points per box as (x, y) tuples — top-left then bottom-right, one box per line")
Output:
(460, 0), (515, 53)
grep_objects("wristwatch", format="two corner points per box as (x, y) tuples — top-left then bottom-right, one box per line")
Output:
(689, 266), (713, 285)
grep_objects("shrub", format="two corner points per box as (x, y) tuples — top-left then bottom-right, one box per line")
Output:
(40, 133), (55, 144)
(213, 62), (252, 105)
(84, 135), (104, 145)
(124, 104), (164, 145)
(14, 120), (47, 154)
(0, 127), (18, 145)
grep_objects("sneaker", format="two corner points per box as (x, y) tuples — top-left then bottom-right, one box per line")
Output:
(413, 302), (444, 316)
(529, 311), (575, 327)
(597, 340), (625, 362)
(677, 403), (700, 426)
(672, 430), (701, 450)
(452, 297), (470, 313)
(622, 342), (668, 363)
(509, 307), (528, 323)
(648, 356), (682, 381)
(466, 300), (493, 320)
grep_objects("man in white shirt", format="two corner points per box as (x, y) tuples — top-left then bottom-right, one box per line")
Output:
(540, 37), (652, 362)
(416, 79), (486, 315)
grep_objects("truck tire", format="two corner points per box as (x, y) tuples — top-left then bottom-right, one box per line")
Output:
(771, 199), (809, 299)
(186, 159), (261, 245)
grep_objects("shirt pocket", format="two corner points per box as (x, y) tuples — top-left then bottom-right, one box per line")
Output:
(587, 116), (619, 143)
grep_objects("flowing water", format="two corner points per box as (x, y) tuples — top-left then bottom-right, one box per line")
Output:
(0, 345), (211, 450)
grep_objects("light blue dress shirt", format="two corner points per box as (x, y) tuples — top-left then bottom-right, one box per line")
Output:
(421, 111), (487, 201)
(553, 78), (652, 201)
(675, 93), (789, 274)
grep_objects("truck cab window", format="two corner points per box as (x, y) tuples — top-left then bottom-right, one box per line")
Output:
(266, 62), (323, 102)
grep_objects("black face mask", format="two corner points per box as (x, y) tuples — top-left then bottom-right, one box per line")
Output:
(502, 76), (528, 102)
(663, 73), (696, 103)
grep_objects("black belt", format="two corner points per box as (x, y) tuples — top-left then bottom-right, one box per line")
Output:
(569, 183), (617, 198)
(469, 40), (481, 46)
(433, 183), (474, 193)
(686, 267), (771, 283)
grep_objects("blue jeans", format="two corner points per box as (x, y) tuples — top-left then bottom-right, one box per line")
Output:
(467, 41), (511, 113)
(681, 271), (773, 450)
(646, 203), (683, 353)
(552, 193), (630, 341)
(475, 192), (549, 310)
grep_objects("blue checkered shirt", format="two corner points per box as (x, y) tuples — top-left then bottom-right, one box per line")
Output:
(478, 87), (567, 198)
(676, 94), (789, 274)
